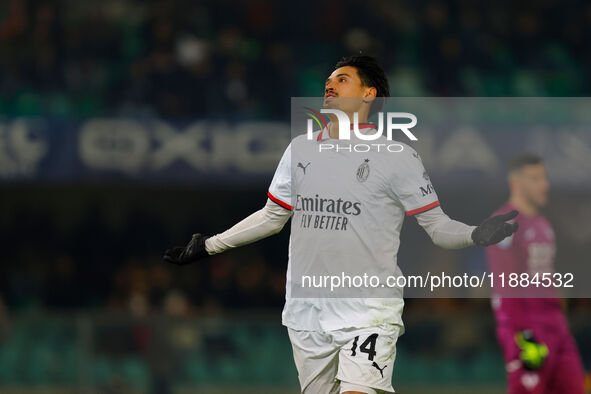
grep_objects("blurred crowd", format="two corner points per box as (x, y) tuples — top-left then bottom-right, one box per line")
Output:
(1, 0), (590, 119)
(0, 183), (302, 325)
(1, 193), (288, 316)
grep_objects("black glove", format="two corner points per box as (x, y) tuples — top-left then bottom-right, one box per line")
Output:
(164, 233), (210, 265)
(471, 210), (519, 246)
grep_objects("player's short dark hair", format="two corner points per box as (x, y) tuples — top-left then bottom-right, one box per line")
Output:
(334, 55), (390, 115)
(508, 153), (544, 174)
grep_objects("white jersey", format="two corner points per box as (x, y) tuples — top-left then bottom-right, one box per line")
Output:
(268, 125), (439, 331)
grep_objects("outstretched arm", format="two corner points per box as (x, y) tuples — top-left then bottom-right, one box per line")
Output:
(416, 207), (519, 249)
(164, 199), (291, 265)
(206, 199), (292, 253)
(415, 206), (476, 249)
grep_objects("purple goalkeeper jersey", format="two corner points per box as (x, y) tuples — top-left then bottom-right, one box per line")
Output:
(485, 202), (565, 330)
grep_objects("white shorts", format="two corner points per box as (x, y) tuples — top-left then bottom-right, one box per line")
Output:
(287, 324), (401, 394)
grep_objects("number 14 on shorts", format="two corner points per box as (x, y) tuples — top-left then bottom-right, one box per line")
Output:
(350, 333), (388, 378)
(351, 333), (378, 360)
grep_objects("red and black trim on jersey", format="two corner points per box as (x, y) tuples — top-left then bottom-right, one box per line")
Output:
(317, 123), (376, 141)
(268, 191), (293, 210)
(406, 201), (440, 216)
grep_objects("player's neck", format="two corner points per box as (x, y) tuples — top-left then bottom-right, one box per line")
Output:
(509, 195), (538, 217)
(328, 121), (338, 139)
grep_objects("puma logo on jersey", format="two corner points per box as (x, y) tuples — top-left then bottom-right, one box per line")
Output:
(297, 162), (311, 174)
(371, 361), (387, 378)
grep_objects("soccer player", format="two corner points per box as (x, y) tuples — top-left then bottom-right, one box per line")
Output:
(485, 154), (585, 394)
(164, 55), (518, 394)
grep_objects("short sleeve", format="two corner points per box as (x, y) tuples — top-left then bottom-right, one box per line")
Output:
(390, 146), (440, 216)
(268, 143), (293, 210)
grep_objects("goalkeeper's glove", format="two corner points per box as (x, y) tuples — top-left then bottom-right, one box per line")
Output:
(471, 210), (519, 246)
(515, 330), (549, 370)
(163, 233), (210, 265)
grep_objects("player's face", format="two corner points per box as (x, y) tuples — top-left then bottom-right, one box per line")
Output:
(517, 164), (550, 208)
(323, 66), (376, 114)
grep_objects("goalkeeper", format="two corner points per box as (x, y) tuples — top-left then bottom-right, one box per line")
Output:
(485, 154), (585, 394)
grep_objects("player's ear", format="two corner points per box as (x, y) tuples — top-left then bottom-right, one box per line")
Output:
(362, 87), (377, 103)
